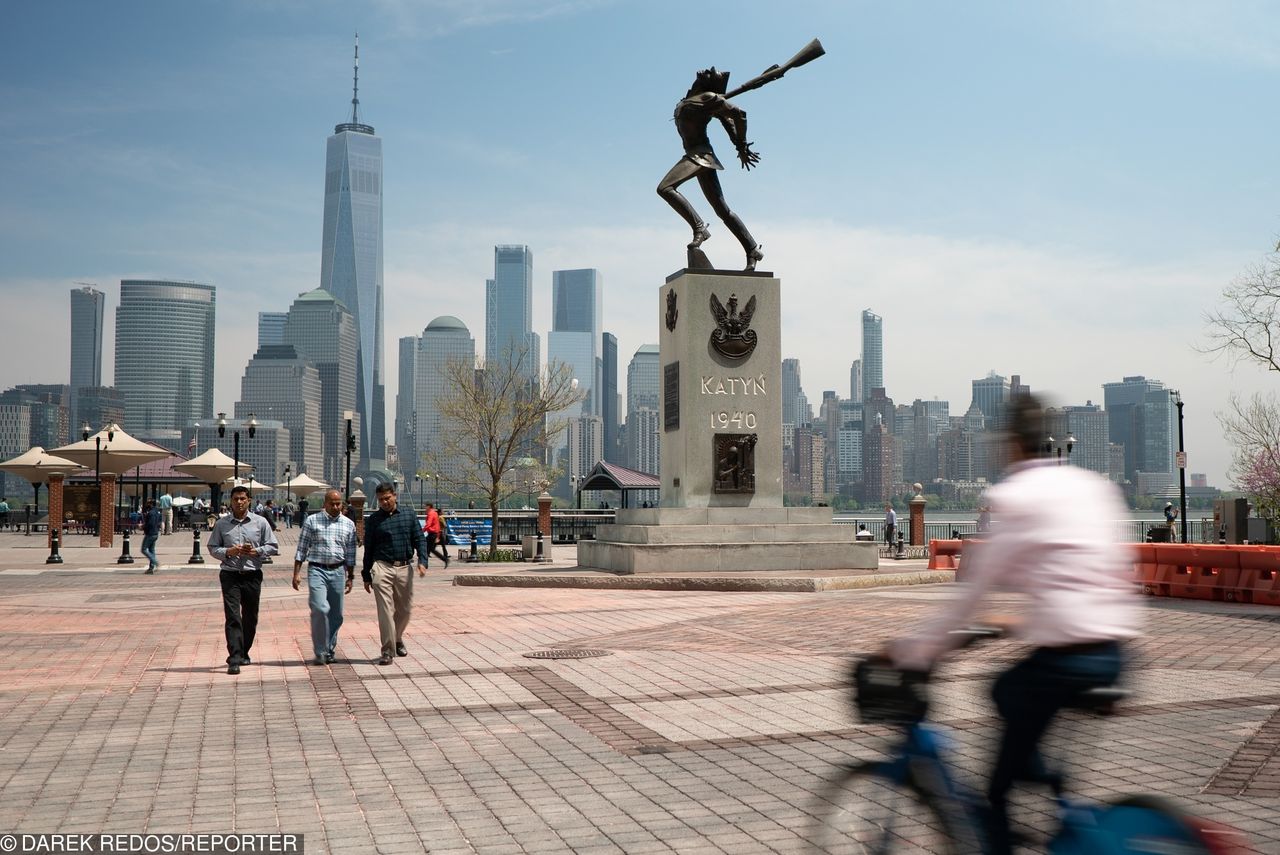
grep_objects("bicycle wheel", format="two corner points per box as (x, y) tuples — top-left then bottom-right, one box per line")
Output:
(1049, 795), (1214, 855)
(812, 761), (969, 855)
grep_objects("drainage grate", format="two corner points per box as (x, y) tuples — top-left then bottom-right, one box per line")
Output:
(522, 649), (612, 660)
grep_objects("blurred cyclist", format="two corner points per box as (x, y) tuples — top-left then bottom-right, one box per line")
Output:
(890, 393), (1143, 855)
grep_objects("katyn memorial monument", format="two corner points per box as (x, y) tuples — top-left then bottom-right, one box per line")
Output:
(579, 40), (878, 574)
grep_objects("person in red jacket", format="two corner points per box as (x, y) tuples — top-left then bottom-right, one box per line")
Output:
(422, 502), (450, 568)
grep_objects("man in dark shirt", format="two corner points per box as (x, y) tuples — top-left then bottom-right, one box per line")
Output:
(141, 499), (162, 574)
(362, 482), (431, 665)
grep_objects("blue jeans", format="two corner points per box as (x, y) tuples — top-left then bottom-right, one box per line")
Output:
(308, 565), (346, 658)
(141, 534), (159, 569)
(986, 641), (1125, 855)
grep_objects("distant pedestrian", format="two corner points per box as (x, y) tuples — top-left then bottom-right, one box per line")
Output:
(422, 502), (450, 568)
(283, 499), (297, 529)
(298, 497), (309, 520)
(263, 499), (278, 530)
(977, 505), (992, 533)
(854, 524), (874, 542)
(158, 491), (174, 535)
(208, 484), (279, 675)
(884, 504), (897, 546)
(362, 482), (431, 666)
(1164, 502), (1178, 542)
(293, 489), (357, 666)
(141, 499), (162, 574)
(0, 497), (9, 530)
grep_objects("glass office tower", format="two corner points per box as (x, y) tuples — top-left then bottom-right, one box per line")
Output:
(319, 36), (385, 468)
(114, 279), (215, 432)
(485, 245), (537, 382)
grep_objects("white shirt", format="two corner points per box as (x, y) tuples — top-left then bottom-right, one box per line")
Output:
(893, 458), (1142, 670)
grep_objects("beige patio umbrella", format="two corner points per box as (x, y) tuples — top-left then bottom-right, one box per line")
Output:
(50, 424), (171, 475)
(173, 448), (252, 513)
(223, 476), (273, 495)
(272, 472), (330, 498)
(0, 447), (85, 531)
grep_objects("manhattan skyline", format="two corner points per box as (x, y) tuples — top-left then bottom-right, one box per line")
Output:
(3, 2), (1279, 485)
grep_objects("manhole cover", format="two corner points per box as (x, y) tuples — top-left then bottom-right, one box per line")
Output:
(522, 649), (612, 660)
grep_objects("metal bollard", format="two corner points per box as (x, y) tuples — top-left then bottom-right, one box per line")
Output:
(895, 530), (906, 559)
(189, 527), (205, 564)
(117, 528), (135, 564)
(469, 531), (478, 561)
(535, 531), (544, 561)
(46, 528), (64, 564)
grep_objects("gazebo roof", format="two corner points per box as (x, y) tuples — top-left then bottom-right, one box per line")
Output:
(578, 460), (659, 492)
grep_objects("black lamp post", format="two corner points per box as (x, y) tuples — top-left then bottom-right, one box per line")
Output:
(283, 463), (292, 502)
(83, 422), (113, 533)
(434, 473), (441, 508)
(1043, 434), (1076, 466)
(343, 410), (356, 500)
(217, 412), (257, 482)
(1171, 390), (1188, 544)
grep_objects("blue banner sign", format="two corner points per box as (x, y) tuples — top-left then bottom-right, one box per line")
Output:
(445, 517), (492, 547)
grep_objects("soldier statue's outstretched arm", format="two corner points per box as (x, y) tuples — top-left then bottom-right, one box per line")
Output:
(715, 101), (760, 170)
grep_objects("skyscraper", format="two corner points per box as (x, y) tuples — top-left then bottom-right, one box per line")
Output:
(69, 285), (104, 431)
(235, 345), (324, 478)
(395, 336), (417, 476)
(547, 269), (602, 414)
(625, 345), (660, 474)
(114, 279), (215, 432)
(284, 288), (359, 486)
(601, 332), (620, 464)
(849, 359), (862, 404)
(861, 310), (883, 402)
(971, 371), (1011, 423)
(782, 358), (803, 429)
(257, 312), (288, 348)
(319, 35), (385, 468)
(415, 316), (476, 484)
(1102, 375), (1175, 487)
(486, 245), (537, 380)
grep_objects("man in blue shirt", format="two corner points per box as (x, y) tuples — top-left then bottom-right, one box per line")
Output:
(293, 489), (357, 666)
(362, 482), (431, 666)
(208, 485), (279, 675)
(158, 491), (174, 535)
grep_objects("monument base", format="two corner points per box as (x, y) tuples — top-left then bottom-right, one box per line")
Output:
(576, 506), (878, 575)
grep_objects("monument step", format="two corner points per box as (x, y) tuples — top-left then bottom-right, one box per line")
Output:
(615, 507), (833, 526)
(594, 523), (861, 545)
(577, 540), (878, 574)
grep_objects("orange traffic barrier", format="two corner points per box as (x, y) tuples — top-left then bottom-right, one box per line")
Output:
(1133, 543), (1162, 595)
(1234, 546), (1280, 605)
(927, 539), (962, 571)
(1157, 545), (1240, 601)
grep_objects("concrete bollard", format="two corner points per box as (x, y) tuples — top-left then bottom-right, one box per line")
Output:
(189, 527), (205, 564)
(46, 528), (64, 564)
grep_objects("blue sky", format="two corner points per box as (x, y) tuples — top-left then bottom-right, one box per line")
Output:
(3, 0), (1279, 485)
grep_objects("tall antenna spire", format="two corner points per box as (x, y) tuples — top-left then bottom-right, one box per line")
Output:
(335, 32), (374, 135)
(351, 32), (361, 125)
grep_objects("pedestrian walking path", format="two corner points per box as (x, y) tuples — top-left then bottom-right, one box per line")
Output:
(0, 532), (1278, 852)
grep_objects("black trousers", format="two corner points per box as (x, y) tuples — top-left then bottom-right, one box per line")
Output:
(986, 641), (1124, 855)
(425, 531), (448, 562)
(220, 569), (263, 663)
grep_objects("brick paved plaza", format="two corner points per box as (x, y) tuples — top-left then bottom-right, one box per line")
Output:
(0, 529), (1278, 853)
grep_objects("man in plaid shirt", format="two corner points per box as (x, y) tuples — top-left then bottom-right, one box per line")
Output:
(362, 482), (431, 665)
(293, 489), (357, 666)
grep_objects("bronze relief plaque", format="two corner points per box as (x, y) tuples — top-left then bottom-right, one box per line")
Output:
(713, 433), (757, 494)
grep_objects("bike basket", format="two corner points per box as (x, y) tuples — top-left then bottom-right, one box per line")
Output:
(852, 656), (930, 725)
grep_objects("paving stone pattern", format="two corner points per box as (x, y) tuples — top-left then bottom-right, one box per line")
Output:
(0, 535), (1277, 853)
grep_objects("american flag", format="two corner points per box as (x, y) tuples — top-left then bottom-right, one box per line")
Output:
(187, 435), (197, 454)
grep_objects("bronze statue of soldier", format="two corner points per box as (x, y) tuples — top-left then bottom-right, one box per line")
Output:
(657, 40), (825, 271)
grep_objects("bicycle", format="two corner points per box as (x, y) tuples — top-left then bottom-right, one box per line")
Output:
(813, 628), (1249, 854)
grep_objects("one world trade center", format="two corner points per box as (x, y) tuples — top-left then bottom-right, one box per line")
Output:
(320, 34), (385, 470)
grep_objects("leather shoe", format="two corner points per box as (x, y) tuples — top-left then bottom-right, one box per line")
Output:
(313, 656), (326, 666)
(227, 662), (240, 675)
(377, 653), (394, 666)
(395, 642), (408, 657)
(240, 655), (251, 665)
(325, 652), (336, 664)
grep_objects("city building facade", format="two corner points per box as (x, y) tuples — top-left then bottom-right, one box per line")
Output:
(861, 310), (883, 402)
(284, 288), (359, 486)
(486, 245), (538, 382)
(234, 345), (324, 479)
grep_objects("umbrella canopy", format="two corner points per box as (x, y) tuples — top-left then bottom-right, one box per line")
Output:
(223, 477), (273, 495)
(171, 496), (194, 507)
(272, 473), (330, 496)
(0, 446), (86, 486)
(51, 425), (171, 476)
(173, 448), (253, 485)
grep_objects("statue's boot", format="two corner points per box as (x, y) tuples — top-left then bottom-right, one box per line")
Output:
(723, 212), (763, 270)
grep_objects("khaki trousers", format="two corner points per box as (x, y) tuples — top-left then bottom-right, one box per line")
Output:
(371, 560), (414, 656)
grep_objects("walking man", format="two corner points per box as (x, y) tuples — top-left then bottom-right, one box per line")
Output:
(884, 503), (897, 546)
(141, 499), (162, 574)
(362, 482), (430, 666)
(208, 484), (278, 675)
(293, 489), (357, 666)
(158, 491), (174, 535)
(423, 502), (450, 568)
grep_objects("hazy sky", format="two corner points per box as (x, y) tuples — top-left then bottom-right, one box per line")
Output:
(3, 0), (1278, 485)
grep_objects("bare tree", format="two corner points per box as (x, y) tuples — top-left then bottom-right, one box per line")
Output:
(1202, 244), (1280, 371)
(424, 345), (586, 558)
(1219, 392), (1280, 521)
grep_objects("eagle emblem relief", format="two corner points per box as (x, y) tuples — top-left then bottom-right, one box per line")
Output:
(709, 292), (758, 361)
